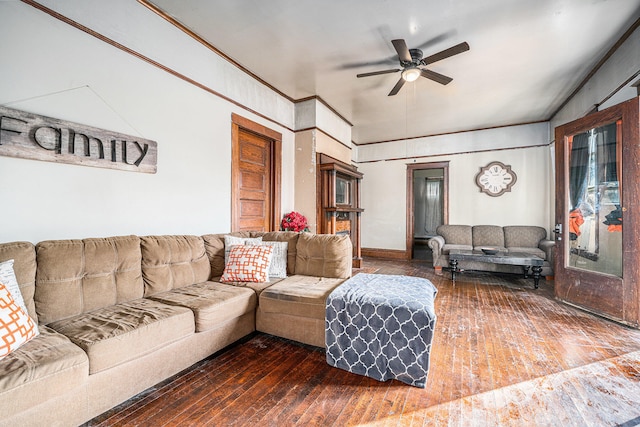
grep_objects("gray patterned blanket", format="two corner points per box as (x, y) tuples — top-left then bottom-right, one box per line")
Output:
(325, 273), (438, 388)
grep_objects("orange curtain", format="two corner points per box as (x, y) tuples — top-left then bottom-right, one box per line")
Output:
(569, 208), (584, 237)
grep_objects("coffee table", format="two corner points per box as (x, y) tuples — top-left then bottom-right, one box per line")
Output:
(448, 249), (544, 288)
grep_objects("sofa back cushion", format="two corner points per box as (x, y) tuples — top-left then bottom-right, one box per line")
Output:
(141, 235), (210, 296)
(253, 231), (300, 276)
(0, 242), (37, 322)
(472, 225), (505, 247)
(436, 225), (472, 246)
(35, 236), (143, 324)
(295, 233), (352, 279)
(201, 232), (252, 278)
(504, 226), (547, 248)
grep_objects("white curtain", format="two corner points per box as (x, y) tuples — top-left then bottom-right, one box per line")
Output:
(424, 179), (442, 236)
(414, 177), (443, 237)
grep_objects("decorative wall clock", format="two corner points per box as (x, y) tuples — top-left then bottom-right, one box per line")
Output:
(475, 161), (517, 197)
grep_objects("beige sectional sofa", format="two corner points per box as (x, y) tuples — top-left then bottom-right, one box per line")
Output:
(428, 224), (555, 276)
(0, 231), (351, 427)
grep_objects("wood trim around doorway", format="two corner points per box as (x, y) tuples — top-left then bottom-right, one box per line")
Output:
(406, 161), (449, 258)
(231, 113), (282, 231)
(361, 248), (409, 260)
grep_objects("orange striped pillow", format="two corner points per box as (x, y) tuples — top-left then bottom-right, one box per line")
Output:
(221, 245), (274, 283)
(0, 281), (38, 359)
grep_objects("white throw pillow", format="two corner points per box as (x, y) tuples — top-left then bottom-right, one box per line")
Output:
(257, 241), (288, 279)
(223, 236), (263, 265)
(0, 260), (39, 336)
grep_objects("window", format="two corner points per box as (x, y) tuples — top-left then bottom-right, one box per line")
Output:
(567, 121), (622, 277)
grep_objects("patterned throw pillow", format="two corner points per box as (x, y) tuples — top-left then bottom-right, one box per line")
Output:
(0, 281), (38, 360)
(223, 235), (263, 264)
(0, 259), (39, 336)
(256, 241), (288, 278)
(221, 245), (274, 283)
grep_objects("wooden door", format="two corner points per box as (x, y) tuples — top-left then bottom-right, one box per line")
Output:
(554, 97), (639, 327)
(231, 114), (281, 232)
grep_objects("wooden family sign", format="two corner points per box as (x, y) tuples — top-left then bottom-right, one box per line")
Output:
(0, 106), (157, 173)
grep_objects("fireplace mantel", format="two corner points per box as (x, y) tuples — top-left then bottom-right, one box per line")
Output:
(317, 156), (364, 268)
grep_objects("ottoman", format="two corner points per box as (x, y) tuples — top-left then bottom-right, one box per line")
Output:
(325, 273), (438, 388)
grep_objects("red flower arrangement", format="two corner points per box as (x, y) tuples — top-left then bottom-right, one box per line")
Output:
(281, 211), (309, 232)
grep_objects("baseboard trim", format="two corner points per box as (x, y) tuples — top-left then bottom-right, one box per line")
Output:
(362, 248), (409, 260)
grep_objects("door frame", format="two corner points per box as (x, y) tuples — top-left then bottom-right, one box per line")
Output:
(406, 161), (449, 259)
(231, 113), (282, 232)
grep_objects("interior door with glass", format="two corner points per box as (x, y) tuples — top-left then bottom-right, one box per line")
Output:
(554, 97), (639, 327)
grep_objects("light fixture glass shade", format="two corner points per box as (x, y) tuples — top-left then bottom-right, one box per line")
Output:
(402, 68), (421, 82)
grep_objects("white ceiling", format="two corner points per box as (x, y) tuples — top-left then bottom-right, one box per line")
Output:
(149, 0), (640, 144)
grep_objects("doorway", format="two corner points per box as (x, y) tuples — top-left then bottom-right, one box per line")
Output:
(406, 162), (449, 260)
(231, 114), (281, 232)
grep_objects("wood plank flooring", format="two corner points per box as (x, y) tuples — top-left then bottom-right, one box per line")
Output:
(84, 258), (640, 426)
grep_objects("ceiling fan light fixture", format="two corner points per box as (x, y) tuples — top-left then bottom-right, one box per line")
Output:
(402, 67), (421, 82)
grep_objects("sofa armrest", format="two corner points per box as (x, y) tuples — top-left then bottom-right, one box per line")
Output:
(538, 239), (555, 265)
(428, 236), (445, 265)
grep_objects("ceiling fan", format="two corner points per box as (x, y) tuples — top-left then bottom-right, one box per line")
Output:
(357, 39), (470, 96)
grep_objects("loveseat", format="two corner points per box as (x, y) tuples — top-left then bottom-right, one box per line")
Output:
(428, 225), (555, 277)
(0, 231), (351, 427)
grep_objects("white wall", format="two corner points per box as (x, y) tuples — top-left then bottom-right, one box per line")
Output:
(294, 130), (317, 231)
(294, 99), (352, 147)
(356, 123), (552, 251)
(0, 1), (295, 243)
(551, 26), (640, 130)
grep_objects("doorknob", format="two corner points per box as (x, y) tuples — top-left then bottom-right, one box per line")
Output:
(554, 223), (562, 241)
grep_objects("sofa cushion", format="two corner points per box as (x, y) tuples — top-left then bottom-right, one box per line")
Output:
(442, 244), (473, 254)
(47, 298), (194, 374)
(259, 275), (346, 319)
(202, 232), (252, 278)
(216, 278), (284, 297)
(507, 247), (546, 260)
(504, 226), (547, 248)
(472, 225), (505, 247)
(141, 235), (211, 297)
(253, 231), (300, 276)
(0, 326), (88, 417)
(35, 236), (143, 324)
(149, 282), (256, 332)
(436, 225), (472, 246)
(294, 233), (352, 279)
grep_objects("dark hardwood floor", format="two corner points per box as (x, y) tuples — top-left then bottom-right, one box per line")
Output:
(85, 258), (640, 426)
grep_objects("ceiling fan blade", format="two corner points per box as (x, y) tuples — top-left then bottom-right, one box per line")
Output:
(420, 69), (453, 85)
(391, 39), (412, 63)
(388, 77), (406, 96)
(357, 69), (400, 78)
(422, 42), (470, 65)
